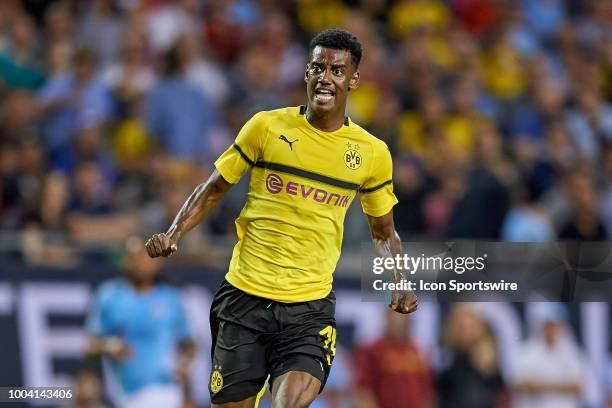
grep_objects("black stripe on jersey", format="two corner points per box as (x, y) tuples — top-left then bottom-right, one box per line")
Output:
(360, 180), (392, 193)
(233, 144), (255, 166)
(254, 161), (360, 191)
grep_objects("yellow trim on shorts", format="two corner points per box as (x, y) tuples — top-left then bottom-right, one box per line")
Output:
(254, 375), (269, 408)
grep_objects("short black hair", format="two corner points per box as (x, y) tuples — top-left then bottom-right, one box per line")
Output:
(309, 28), (362, 70)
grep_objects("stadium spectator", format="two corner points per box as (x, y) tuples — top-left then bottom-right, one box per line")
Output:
(85, 237), (196, 408)
(397, 91), (448, 160)
(102, 30), (156, 109)
(0, 13), (44, 90)
(145, 0), (201, 54)
(393, 155), (429, 236)
(511, 303), (585, 408)
(558, 165), (608, 240)
(523, 0), (567, 42)
(14, 138), (47, 223)
(564, 85), (612, 160)
(37, 47), (112, 168)
(451, 0), (503, 39)
(295, 0), (347, 35)
(232, 43), (291, 115)
(388, 0), (450, 39)
(447, 122), (512, 239)
(44, 1), (76, 50)
(504, 5), (540, 57)
(0, 88), (40, 144)
(353, 309), (433, 408)
(438, 304), (508, 408)
(144, 41), (216, 163)
(78, 0), (124, 69)
(510, 78), (565, 141)
(501, 183), (554, 242)
(0, 143), (23, 229)
(67, 160), (113, 216)
(38, 171), (70, 232)
(422, 169), (465, 238)
(178, 33), (230, 108)
(481, 32), (526, 102)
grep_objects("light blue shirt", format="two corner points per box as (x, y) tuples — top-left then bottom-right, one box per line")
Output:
(38, 74), (112, 152)
(502, 208), (554, 242)
(86, 278), (193, 395)
(145, 77), (216, 162)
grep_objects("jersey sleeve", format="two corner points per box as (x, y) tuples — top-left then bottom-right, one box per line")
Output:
(214, 111), (267, 184)
(359, 141), (398, 217)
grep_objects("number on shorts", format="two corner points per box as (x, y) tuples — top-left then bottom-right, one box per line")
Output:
(319, 325), (336, 365)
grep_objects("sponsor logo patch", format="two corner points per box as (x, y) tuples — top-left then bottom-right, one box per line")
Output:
(265, 173), (350, 207)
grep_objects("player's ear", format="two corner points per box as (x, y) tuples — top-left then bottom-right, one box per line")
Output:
(304, 65), (309, 84)
(348, 70), (360, 91)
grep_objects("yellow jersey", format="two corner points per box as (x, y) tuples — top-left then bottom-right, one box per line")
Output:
(214, 106), (398, 302)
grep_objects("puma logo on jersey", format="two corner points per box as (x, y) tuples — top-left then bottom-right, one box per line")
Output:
(279, 135), (298, 150)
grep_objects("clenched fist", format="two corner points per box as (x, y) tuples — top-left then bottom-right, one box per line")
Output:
(389, 289), (419, 314)
(145, 233), (178, 258)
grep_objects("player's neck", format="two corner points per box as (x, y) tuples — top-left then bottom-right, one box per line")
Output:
(129, 278), (155, 292)
(305, 105), (346, 132)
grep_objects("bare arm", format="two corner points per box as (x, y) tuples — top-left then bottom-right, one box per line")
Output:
(367, 210), (418, 314)
(175, 339), (196, 383)
(145, 169), (233, 257)
(85, 336), (131, 360)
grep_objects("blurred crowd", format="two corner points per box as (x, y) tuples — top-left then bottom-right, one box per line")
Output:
(347, 303), (585, 408)
(0, 0), (611, 264)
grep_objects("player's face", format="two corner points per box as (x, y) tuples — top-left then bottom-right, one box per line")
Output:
(305, 46), (359, 115)
(125, 244), (161, 284)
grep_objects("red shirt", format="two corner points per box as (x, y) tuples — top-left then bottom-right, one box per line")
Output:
(353, 336), (433, 408)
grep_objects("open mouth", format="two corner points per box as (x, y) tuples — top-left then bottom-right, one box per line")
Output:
(314, 88), (335, 103)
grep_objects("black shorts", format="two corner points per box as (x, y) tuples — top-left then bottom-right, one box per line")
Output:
(208, 280), (336, 403)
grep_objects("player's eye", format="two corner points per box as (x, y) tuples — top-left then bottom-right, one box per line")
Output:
(333, 68), (343, 76)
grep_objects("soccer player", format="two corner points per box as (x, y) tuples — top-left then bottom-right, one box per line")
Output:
(86, 238), (196, 408)
(146, 28), (418, 408)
